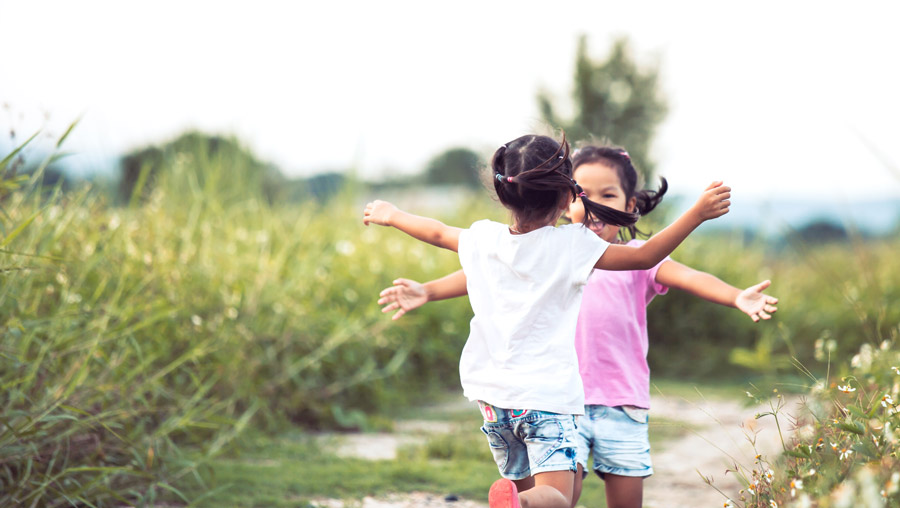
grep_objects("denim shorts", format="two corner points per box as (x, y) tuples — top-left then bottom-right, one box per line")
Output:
(575, 404), (653, 478)
(478, 401), (579, 480)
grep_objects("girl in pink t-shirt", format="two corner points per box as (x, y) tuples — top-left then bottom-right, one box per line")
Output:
(377, 145), (778, 508)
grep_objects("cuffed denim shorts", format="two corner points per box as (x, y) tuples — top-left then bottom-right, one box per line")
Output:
(478, 401), (579, 480)
(575, 404), (653, 478)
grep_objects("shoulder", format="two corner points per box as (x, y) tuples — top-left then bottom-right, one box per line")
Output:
(460, 220), (503, 249)
(465, 219), (506, 239)
(557, 223), (593, 238)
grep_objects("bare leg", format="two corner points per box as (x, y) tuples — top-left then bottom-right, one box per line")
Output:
(518, 470), (575, 508)
(571, 464), (584, 507)
(603, 474), (643, 508)
(514, 475), (535, 493)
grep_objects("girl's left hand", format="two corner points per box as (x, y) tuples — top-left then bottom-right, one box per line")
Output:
(736, 280), (779, 322)
(363, 200), (398, 227)
(378, 278), (427, 320)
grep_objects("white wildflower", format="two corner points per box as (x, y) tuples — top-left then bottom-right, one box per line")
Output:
(791, 478), (804, 497)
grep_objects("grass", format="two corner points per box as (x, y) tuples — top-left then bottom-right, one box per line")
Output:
(171, 389), (702, 508)
(4, 128), (899, 505)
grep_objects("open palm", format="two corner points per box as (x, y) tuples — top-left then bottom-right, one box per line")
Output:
(378, 278), (427, 320)
(735, 280), (779, 322)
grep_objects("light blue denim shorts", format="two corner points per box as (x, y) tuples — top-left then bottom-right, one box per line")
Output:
(575, 404), (653, 478)
(478, 401), (579, 480)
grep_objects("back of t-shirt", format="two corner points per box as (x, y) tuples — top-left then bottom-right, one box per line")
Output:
(457, 219), (609, 414)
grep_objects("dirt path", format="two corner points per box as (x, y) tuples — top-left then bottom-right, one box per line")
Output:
(311, 392), (800, 508)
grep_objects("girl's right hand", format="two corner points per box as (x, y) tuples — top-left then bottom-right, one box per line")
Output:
(363, 200), (399, 227)
(691, 181), (731, 221)
(378, 278), (428, 320)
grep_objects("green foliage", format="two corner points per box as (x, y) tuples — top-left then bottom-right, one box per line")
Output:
(539, 36), (668, 181)
(424, 147), (485, 188)
(4, 124), (899, 504)
(0, 134), (478, 504)
(118, 131), (288, 205)
(646, 228), (900, 379)
(711, 339), (900, 507)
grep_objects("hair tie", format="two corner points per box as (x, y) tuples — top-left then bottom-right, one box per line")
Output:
(507, 176), (514, 183)
(621, 150), (630, 160)
(495, 173), (504, 182)
(578, 192), (587, 198)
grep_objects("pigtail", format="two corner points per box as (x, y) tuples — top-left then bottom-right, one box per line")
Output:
(580, 194), (640, 228)
(621, 177), (668, 241)
(634, 177), (668, 216)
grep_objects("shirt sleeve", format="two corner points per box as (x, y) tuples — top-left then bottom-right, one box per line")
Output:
(647, 257), (671, 296)
(568, 224), (610, 282)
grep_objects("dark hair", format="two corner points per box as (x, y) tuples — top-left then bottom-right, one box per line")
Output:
(571, 145), (668, 240)
(492, 134), (638, 229)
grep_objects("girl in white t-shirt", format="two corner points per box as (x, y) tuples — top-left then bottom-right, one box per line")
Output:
(377, 145), (779, 508)
(363, 133), (731, 508)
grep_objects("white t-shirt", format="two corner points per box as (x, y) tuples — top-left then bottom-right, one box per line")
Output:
(456, 219), (610, 414)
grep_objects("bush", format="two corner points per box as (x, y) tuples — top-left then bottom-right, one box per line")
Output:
(708, 338), (900, 507)
(0, 133), (480, 504)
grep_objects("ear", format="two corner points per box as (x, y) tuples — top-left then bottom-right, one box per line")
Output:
(626, 197), (637, 214)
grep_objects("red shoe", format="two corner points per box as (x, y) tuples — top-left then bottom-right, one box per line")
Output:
(488, 478), (521, 508)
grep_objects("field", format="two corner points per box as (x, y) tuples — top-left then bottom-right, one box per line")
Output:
(2, 135), (899, 506)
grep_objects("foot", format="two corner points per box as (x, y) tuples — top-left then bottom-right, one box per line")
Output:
(489, 478), (521, 508)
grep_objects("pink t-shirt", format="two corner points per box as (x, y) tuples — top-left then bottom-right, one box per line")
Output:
(575, 239), (669, 409)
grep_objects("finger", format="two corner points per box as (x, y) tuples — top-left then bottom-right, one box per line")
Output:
(764, 304), (778, 313)
(379, 287), (394, 297)
(758, 310), (771, 320)
(767, 297), (779, 304)
(705, 181), (723, 190)
(394, 278), (413, 287)
(381, 302), (399, 313)
(377, 295), (396, 305)
(750, 313), (760, 323)
(750, 280), (772, 293)
(719, 200), (731, 209)
(392, 308), (407, 320)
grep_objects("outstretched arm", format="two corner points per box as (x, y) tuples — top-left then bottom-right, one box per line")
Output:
(363, 200), (462, 252)
(596, 181), (731, 270)
(378, 270), (468, 320)
(655, 260), (780, 322)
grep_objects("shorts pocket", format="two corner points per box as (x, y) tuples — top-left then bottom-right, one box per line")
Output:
(481, 427), (509, 471)
(620, 406), (649, 424)
(520, 419), (564, 466)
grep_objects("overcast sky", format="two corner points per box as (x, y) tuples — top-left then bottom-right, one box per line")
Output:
(3, 0), (900, 201)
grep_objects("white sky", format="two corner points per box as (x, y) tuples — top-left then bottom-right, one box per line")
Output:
(3, 0), (900, 200)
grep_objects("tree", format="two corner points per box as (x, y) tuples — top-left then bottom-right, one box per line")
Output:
(118, 131), (286, 204)
(424, 147), (484, 188)
(538, 36), (668, 182)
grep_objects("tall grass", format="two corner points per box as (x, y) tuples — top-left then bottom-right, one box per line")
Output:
(2, 129), (897, 504)
(0, 134), (477, 504)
